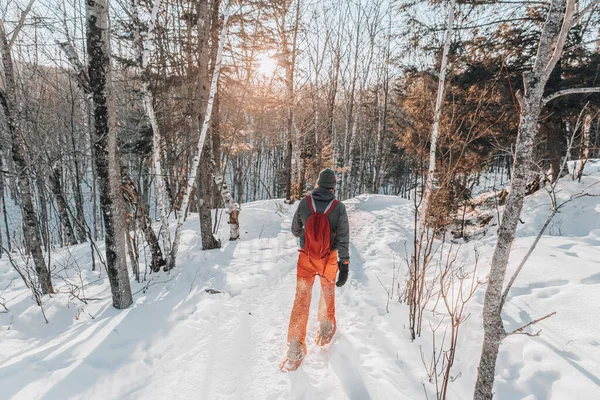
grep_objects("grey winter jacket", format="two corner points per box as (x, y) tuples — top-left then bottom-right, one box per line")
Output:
(291, 187), (350, 261)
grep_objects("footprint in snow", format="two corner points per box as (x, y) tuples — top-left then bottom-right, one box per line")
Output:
(581, 272), (600, 285)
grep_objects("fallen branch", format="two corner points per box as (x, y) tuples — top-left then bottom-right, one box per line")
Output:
(506, 311), (556, 337)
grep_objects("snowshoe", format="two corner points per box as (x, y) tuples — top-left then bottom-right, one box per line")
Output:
(315, 320), (336, 346)
(280, 339), (305, 372)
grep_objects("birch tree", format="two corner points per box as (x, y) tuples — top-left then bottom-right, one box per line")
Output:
(166, 3), (230, 271)
(0, 11), (53, 295)
(86, 0), (132, 309)
(418, 0), (455, 238)
(474, 1), (600, 398)
(131, 0), (170, 270)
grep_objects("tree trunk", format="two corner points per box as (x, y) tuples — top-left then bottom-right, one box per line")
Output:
(281, 0), (300, 203)
(474, 1), (572, 397)
(86, 0), (132, 309)
(167, 6), (230, 270)
(198, 138), (221, 250)
(195, 0), (221, 251)
(49, 167), (78, 246)
(132, 0), (171, 268)
(576, 114), (592, 180)
(212, 160), (240, 240)
(0, 159), (11, 254)
(122, 170), (165, 272)
(36, 174), (50, 252)
(71, 133), (88, 243)
(0, 20), (52, 294)
(418, 0), (455, 239)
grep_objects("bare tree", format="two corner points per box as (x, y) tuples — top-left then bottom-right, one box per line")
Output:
(167, 2), (231, 271)
(275, 0), (301, 203)
(418, 0), (455, 238)
(406, 0), (455, 340)
(0, 13), (53, 295)
(86, 0), (132, 309)
(137, 0), (172, 262)
(474, 1), (600, 397)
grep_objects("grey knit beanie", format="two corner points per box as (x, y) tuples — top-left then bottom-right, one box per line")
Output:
(317, 168), (336, 189)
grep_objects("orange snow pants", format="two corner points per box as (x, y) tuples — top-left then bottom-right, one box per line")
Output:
(287, 250), (338, 351)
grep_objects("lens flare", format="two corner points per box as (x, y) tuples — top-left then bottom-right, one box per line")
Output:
(258, 53), (277, 76)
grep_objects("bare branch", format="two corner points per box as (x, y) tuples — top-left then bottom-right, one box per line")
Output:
(543, 87), (600, 106)
(515, 89), (523, 110)
(57, 40), (91, 93)
(506, 311), (556, 337)
(544, 0), (575, 78)
(573, 0), (600, 26)
(6, 0), (35, 52)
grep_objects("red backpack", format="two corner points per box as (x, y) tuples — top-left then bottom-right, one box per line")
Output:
(304, 195), (339, 260)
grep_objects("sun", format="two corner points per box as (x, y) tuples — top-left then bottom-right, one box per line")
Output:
(257, 53), (277, 76)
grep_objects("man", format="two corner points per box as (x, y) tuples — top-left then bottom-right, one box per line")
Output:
(280, 168), (350, 372)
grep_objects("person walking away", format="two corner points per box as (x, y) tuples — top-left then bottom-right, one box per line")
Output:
(280, 168), (350, 372)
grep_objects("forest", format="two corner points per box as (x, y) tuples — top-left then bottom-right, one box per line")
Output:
(1, 0), (600, 399)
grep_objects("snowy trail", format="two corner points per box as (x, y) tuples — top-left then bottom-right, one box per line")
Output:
(0, 196), (421, 400)
(116, 195), (422, 400)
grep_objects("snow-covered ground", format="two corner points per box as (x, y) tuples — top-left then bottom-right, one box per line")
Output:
(1, 162), (600, 399)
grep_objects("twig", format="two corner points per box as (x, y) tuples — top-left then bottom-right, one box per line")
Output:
(133, 276), (175, 295)
(376, 274), (391, 313)
(506, 311), (556, 337)
(0, 295), (7, 312)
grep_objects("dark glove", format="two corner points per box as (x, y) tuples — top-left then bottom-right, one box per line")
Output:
(336, 261), (349, 287)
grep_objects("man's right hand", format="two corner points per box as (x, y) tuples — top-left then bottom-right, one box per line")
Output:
(336, 261), (349, 287)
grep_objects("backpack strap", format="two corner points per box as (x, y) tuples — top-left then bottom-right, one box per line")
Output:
(307, 195), (317, 214)
(323, 199), (339, 217)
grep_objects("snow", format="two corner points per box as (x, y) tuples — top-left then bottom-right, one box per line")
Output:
(1, 164), (600, 399)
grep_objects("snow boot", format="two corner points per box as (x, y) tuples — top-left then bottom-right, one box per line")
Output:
(280, 339), (305, 372)
(315, 320), (336, 346)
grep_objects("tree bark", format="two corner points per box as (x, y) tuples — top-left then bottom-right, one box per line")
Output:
(49, 166), (78, 246)
(86, 0), (132, 309)
(0, 20), (52, 294)
(195, 0), (221, 251)
(121, 170), (165, 272)
(576, 114), (592, 180)
(0, 157), (11, 254)
(198, 139), (221, 250)
(70, 126), (88, 244)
